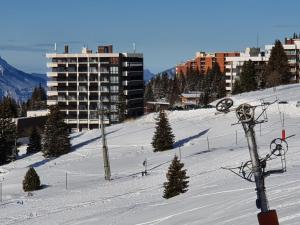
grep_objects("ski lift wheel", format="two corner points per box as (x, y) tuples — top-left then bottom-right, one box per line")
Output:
(270, 138), (288, 156)
(216, 98), (233, 112)
(235, 103), (254, 122)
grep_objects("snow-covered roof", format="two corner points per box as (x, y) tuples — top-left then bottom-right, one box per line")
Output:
(181, 92), (203, 98)
(146, 101), (170, 105)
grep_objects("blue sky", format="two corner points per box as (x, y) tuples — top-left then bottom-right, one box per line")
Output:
(0, 0), (300, 73)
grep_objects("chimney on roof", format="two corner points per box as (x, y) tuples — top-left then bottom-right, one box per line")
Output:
(64, 45), (69, 54)
(97, 45), (113, 53)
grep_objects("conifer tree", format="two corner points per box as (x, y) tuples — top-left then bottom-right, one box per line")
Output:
(0, 118), (17, 165)
(240, 60), (258, 92)
(0, 96), (18, 118)
(168, 76), (180, 105)
(26, 126), (42, 154)
(163, 155), (189, 199)
(152, 110), (175, 152)
(28, 84), (47, 110)
(42, 105), (71, 158)
(264, 40), (291, 87)
(232, 79), (243, 94)
(117, 90), (127, 122)
(144, 81), (155, 102)
(23, 167), (40, 192)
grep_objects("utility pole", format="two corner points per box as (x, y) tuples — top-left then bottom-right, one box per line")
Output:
(235, 103), (279, 225)
(242, 122), (269, 212)
(99, 99), (111, 181)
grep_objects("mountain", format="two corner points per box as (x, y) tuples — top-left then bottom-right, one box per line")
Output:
(144, 67), (176, 83)
(159, 67), (176, 78)
(0, 57), (47, 102)
(144, 69), (155, 82)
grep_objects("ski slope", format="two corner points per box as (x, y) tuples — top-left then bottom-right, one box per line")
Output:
(1, 84), (300, 225)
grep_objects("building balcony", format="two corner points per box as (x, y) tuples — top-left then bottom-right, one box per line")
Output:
(47, 81), (58, 87)
(47, 72), (58, 77)
(47, 91), (58, 96)
(124, 89), (143, 95)
(123, 80), (143, 86)
(47, 100), (57, 105)
(47, 62), (58, 68)
(225, 72), (237, 76)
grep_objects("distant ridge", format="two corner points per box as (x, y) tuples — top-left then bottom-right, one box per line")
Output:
(0, 57), (47, 102)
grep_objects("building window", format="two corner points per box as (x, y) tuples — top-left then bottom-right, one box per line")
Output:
(110, 76), (119, 83)
(110, 95), (118, 102)
(110, 66), (119, 74)
(110, 57), (119, 64)
(111, 114), (119, 121)
(110, 85), (119, 93)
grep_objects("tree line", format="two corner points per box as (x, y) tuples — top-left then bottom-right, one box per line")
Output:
(233, 40), (292, 94)
(145, 63), (227, 106)
(0, 84), (70, 165)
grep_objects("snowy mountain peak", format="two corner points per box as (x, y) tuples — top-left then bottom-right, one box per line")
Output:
(0, 57), (46, 101)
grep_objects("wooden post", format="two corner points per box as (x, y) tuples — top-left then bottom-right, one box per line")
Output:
(207, 136), (210, 151)
(65, 172), (68, 190)
(0, 182), (2, 202)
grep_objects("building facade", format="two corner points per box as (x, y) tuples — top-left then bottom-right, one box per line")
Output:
(265, 38), (300, 83)
(176, 51), (240, 76)
(225, 48), (269, 93)
(46, 45), (144, 131)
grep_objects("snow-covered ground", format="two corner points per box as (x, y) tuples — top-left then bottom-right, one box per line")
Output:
(1, 84), (300, 225)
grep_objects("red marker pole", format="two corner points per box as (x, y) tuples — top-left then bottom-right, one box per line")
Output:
(281, 129), (286, 140)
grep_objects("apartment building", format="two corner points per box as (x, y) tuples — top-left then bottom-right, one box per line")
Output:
(225, 48), (268, 93)
(176, 51), (240, 76)
(265, 38), (300, 83)
(46, 45), (144, 131)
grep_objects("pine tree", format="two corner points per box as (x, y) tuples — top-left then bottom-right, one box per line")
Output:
(0, 96), (19, 118)
(28, 84), (47, 110)
(264, 40), (291, 87)
(117, 90), (127, 122)
(232, 79), (243, 94)
(163, 155), (189, 199)
(152, 110), (175, 152)
(204, 63), (224, 101)
(26, 126), (42, 154)
(42, 105), (71, 158)
(144, 81), (155, 102)
(168, 76), (180, 105)
(0, 118), (17, 165)
(23, 167), (41, 192)
(240, 60), (258, 92)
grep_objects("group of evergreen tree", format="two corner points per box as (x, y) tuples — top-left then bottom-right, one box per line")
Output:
(232, 60), (258, 94)
(145, 63), (226, 106)
(233, 40), (293, 94)
(42, 105), (71, 157)
(0, 96), (18, 165)
(20, 84), (47, 117)
(0, 117), (17, 165)
(151, 110), (189, 199)
(263, 40), (292, 88)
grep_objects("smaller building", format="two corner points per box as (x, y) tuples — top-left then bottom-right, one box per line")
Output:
(145, 101), (170, 114)
(176, 51), (240, 76)
(225, 48), (268, 94)
(180, 91), (204, 108)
